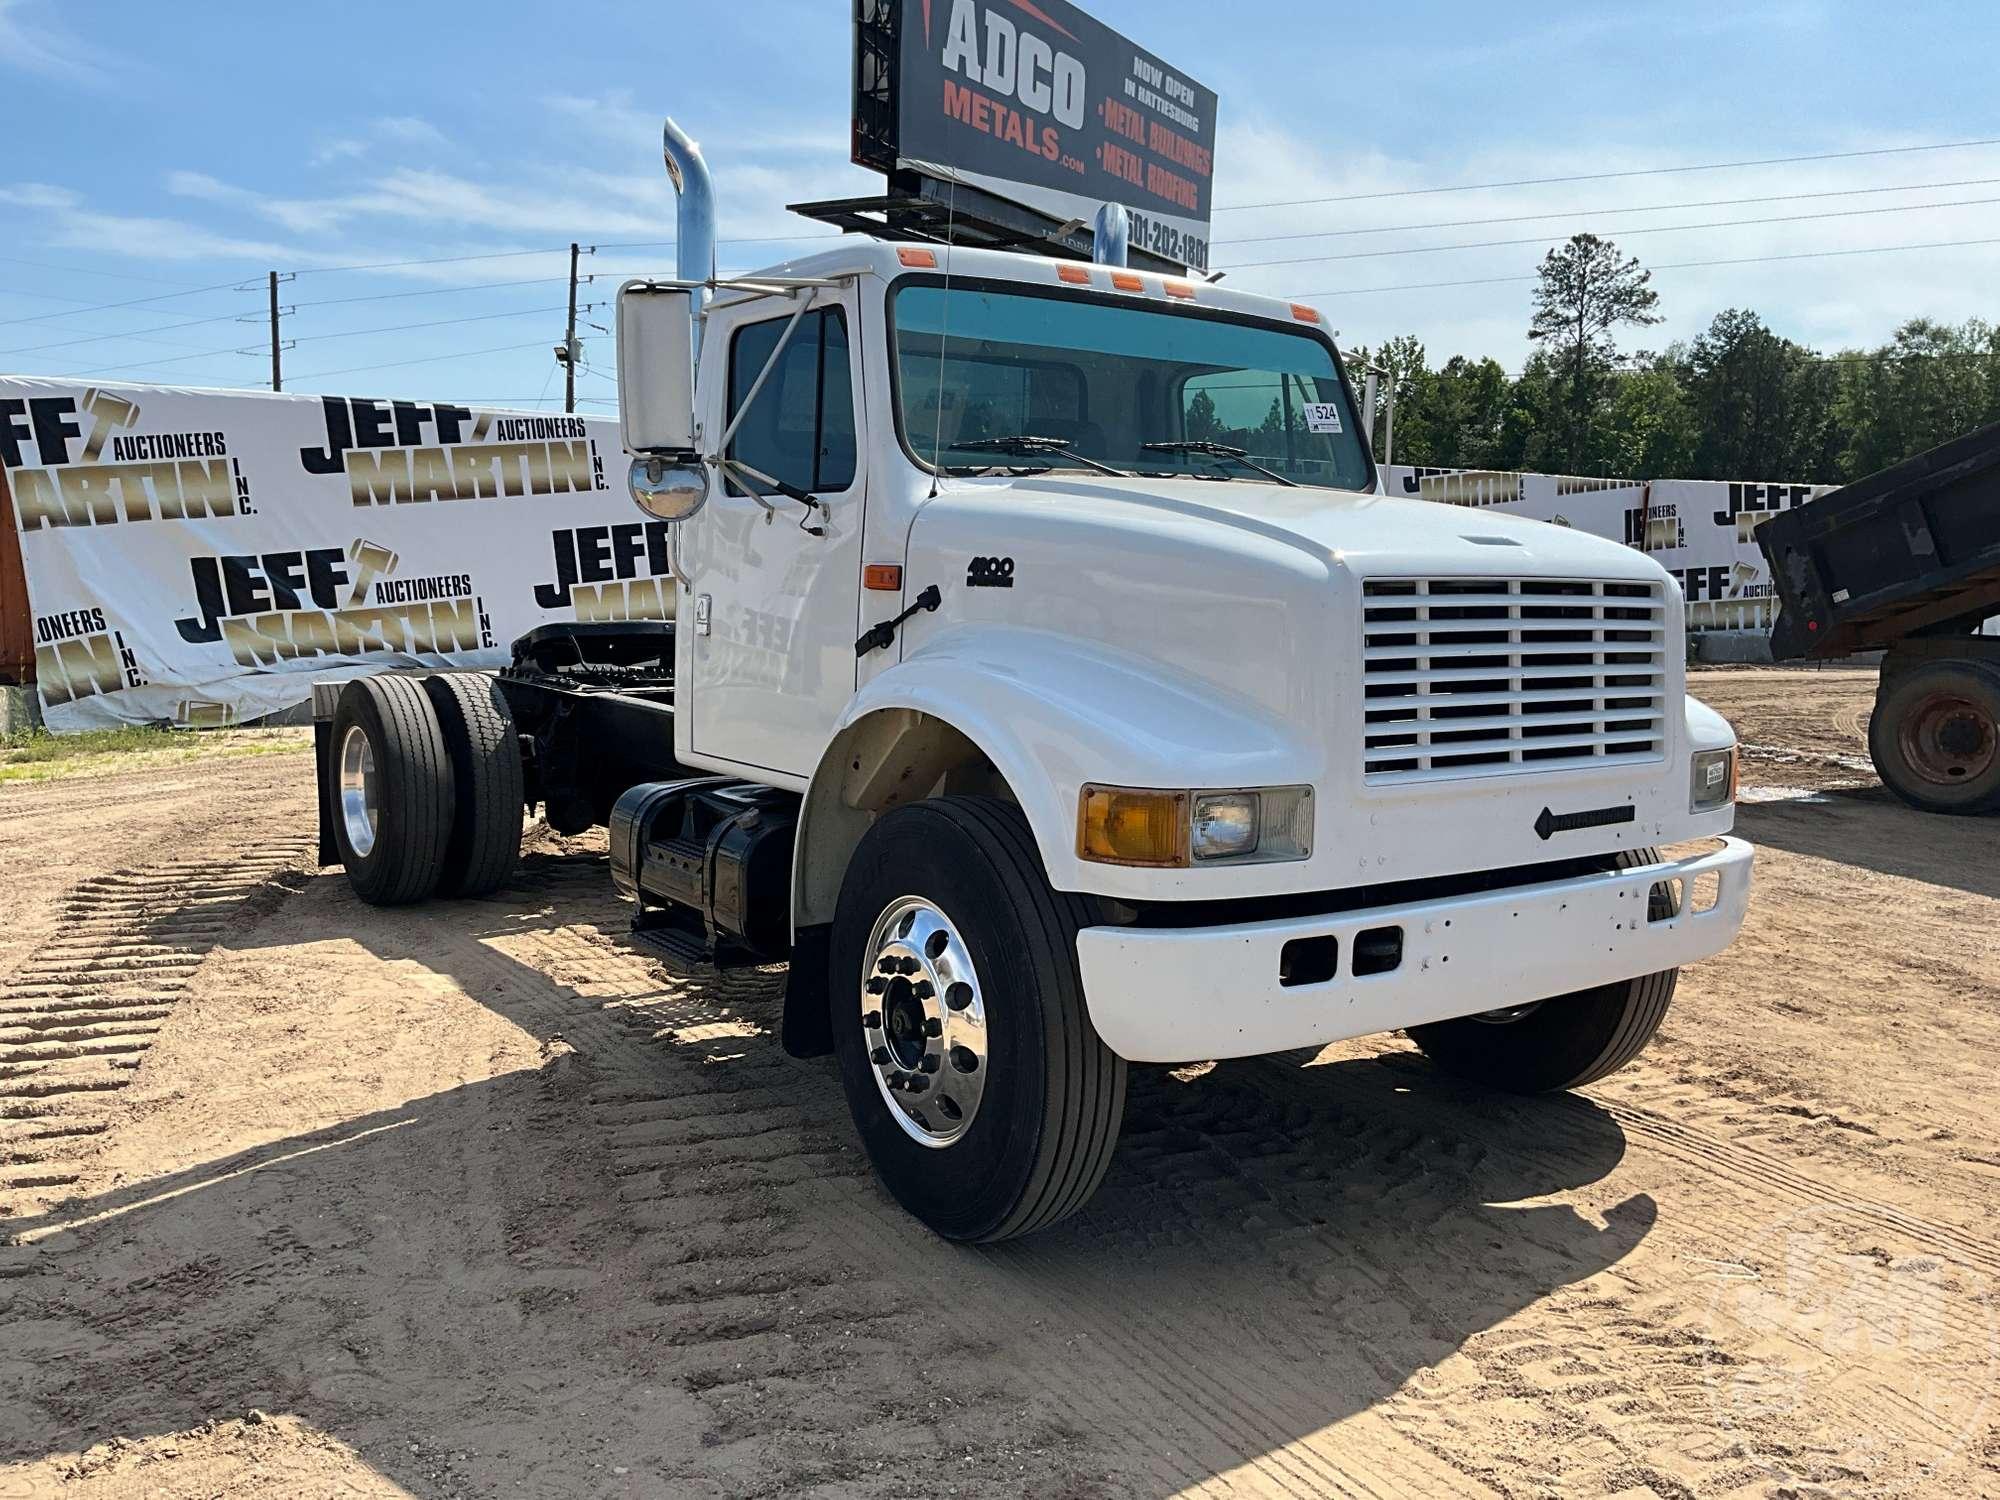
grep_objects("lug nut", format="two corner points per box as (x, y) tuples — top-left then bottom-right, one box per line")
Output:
(863, 1010), (882, 1029)
(906, 1074), (930, 1094)
(920, 1055), (940, 1074)
(912, 980), (935, 1001)
(871, 1046), (890, 1066)
(887, 1072), (906, 1090)
(902, 957), (922, 975)
(924, 1017), (942, 1037)
(946, 982), (973, 1011)
(866, 977), (887, 994)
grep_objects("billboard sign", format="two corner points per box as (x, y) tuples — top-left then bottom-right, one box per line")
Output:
(865, 0), (1219, 270)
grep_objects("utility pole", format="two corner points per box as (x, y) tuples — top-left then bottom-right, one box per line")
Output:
(564, 242), (580, 414)
(269, 271), (283, 392)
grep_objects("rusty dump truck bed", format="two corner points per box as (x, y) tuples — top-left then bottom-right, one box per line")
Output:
(1759, 422), (2000, 660)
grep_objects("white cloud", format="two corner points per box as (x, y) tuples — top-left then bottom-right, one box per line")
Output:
(374, 116), (449, 148)
(0, 0), (113, 83)
(0, 181), (79, 210)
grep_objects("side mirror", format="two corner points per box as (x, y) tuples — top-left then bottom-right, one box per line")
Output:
(628, 455), (708, 522)
(617, 281), (696, 457)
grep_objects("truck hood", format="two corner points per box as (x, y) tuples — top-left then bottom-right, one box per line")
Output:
(987, 473), (1663, 582)
(894, 469), (1698, 903)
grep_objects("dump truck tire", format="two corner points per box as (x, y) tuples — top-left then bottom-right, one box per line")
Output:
(329, 675), (455, 906)
(425, 672), (525, 897)
(829, 796), (1126, 1242)
(1868, 658), (2000, 815)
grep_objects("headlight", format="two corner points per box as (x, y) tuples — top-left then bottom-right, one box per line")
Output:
(1078, 785), (1313, 867)
(1690, 746), (1737, 812)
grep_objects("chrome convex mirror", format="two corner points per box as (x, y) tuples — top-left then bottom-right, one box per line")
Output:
(628, 456), (708, 522)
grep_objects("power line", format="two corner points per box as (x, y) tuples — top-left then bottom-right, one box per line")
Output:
(1223, 193), (2000, 271)
(287, 339), (558, 383)
(1292, 233), (2000, 299)
(62, 343), (260, 378)
(288, 304), (587, 346)
(1212, 176), (2000, 249)
(0, 278), (251, 331)
(1216, 136), (2000, 214)
(6, 279), (574, 359)
(294, 276), (560, 310)
(0, 256), (216, 288)
(0, 308), (272, 359)
(290, 246), (574, 276)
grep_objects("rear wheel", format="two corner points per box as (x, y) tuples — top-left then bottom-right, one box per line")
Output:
(1868, 659), (2000, 815)
(425, 672), (524, 897)
(1408, 848), (1678, 1092)
(329, 675), (454, 906)
(829, 797), (1126, 1242)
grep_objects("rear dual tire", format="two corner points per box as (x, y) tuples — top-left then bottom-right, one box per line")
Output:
(329, 673), (522, 906)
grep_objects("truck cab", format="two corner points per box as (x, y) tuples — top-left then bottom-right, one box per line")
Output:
(319, 120), (1752, 1242)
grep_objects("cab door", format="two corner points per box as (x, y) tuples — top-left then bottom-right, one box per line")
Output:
(678, 289), (865, 782)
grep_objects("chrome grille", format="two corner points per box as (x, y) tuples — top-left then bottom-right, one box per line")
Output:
(1361, 577), (1668, 783)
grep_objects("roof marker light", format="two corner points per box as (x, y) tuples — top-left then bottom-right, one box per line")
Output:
(1111, 272), (1144, 292)
(1290, 303), (1322, 323)
(1164, 280), (1196, 299)
(1058, 265), (1092, 285)
(898, 247), (938, 268)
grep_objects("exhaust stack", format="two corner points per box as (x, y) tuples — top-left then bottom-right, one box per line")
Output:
(662, 116), (716, 295)
(1092, 203), (1129, 268)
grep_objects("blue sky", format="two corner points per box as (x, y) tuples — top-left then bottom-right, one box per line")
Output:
(2, 0), (1994, 406)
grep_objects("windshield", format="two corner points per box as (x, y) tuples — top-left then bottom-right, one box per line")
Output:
(892, 279), (1372, 492)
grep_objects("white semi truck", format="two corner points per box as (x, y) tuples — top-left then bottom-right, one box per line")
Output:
(315, 120), (1753, 1241)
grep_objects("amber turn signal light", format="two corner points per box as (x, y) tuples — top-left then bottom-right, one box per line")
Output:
(1077, 785), (1189, 867)
(863, 563), (904, 592)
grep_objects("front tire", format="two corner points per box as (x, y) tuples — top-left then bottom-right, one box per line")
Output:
(829, 797), (1126, 1242)
(1408, 848), (1677, 1092)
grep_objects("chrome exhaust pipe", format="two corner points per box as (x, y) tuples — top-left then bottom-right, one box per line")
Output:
(1092, 203), (1129, 268)
(662, 116), (716, 293)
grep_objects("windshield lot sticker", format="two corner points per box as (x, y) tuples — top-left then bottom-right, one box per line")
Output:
(1302, 403), (1344, 435)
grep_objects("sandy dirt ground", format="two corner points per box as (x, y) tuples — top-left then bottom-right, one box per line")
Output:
(2, 667), (1996, 1499)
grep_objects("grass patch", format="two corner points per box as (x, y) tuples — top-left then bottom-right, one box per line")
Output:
(0, 724), (312, 784)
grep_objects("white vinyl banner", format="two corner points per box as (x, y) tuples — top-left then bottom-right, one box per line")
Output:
(1379, 465), (1834, 632)
(2, 378), (671, 731)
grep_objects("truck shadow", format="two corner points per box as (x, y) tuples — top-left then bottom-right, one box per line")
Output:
(0, 847), (1652, 1497)
(1737, 789), (2000, 899)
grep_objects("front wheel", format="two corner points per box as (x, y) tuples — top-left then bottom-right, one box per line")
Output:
(1408, 847), (1677, 1092)
(829, 797), (1126, 1242)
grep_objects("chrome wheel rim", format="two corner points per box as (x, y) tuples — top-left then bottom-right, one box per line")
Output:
(338, 724), (380, 858)
(861, 896), (988, 1148)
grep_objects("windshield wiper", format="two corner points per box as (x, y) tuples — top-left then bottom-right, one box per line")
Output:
(954, 436), (1130, 477)
(1142, 440), (1299, 488)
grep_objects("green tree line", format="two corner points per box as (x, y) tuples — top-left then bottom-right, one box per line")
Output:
(1345, 233), (2000, 484)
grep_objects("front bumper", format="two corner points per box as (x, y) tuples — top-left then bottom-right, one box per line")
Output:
(1074, 837), (1753, 1063)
